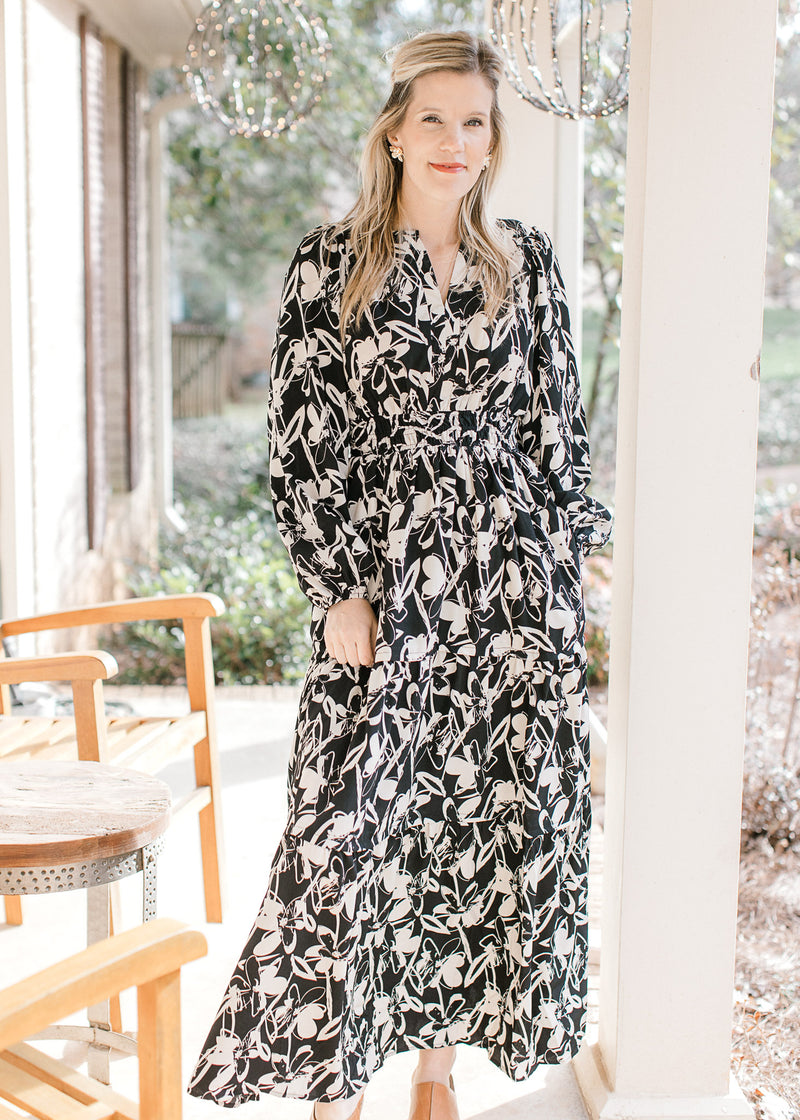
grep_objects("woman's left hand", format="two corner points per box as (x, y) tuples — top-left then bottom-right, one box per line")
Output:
(324, 597), (378, 667)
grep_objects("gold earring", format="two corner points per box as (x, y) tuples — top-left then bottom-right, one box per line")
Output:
(481, 152), (492, 170)
(389, 143), (404, 162)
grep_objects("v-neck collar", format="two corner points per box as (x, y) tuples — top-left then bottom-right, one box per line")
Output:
(393, 228), (468, 313)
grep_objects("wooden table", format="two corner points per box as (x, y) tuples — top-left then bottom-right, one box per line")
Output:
(0, 760), (172, 1083)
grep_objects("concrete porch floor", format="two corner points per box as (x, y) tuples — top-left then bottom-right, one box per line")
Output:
(0, 684), (602, 1120)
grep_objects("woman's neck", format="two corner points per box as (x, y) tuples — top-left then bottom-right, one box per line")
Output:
(396, 191), (460, 253)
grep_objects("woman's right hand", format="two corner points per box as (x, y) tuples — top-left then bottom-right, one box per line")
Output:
(324, 597), (378, 667)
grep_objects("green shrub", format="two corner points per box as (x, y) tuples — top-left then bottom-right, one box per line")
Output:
(103, 425), (313, 685)
(103, 504), (312, 685)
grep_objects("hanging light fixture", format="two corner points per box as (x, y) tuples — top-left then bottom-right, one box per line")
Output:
(184, 0), (332, 139)
(490, 0), (631, 119)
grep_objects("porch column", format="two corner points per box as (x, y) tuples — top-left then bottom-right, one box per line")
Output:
(573, 2), (777, 1118)
(147, 91), (191, 530)
(0, 0), (35, 621)
(487, 4), (584, 354)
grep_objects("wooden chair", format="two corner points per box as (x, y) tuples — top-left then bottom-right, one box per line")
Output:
(0, 916), (207, 1119)
(0, 594), (226, 924)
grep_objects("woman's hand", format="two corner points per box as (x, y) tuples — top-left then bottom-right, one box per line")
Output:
(324, 597), (378, 667)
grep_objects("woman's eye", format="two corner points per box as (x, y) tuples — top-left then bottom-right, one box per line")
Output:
(419, 114), (486, 126)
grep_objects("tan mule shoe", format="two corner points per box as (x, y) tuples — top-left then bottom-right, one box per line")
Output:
(311, 1092), (365, 1120)
(408, 1075), (459, 1120)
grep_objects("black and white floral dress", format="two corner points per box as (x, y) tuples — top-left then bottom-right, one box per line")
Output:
(187, 218), (613, 1107)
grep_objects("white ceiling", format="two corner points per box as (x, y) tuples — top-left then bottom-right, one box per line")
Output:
(80, 0), (199, 69)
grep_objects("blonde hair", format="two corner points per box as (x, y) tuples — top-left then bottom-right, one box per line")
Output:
(333, 31), (516, 337)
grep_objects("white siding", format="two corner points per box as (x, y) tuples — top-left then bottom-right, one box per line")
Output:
(26, 0), (89, 617)
(0, 0), (158, 648)
(103, 38), (129, 492)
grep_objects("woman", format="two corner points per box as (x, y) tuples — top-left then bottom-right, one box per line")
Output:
(187, 28), (612, 1120)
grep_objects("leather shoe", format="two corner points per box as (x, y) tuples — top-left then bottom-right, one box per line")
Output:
(311, 1091), (365, 1120)
(408, 1075), (459, 1120)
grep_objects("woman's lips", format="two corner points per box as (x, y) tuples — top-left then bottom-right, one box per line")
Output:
(430, 162), (466, 173)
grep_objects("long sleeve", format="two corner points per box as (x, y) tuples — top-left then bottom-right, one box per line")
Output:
(518, 227), (613, 559)
(267, 227), (376, 612)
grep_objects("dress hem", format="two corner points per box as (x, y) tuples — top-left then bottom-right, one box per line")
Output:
(186, 1024), (588, 1108)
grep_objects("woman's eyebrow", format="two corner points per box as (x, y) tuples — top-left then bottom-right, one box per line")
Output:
(416, 107), (489, 116)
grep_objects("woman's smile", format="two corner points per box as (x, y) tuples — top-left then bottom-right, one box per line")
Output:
(430, 162), (467, 173)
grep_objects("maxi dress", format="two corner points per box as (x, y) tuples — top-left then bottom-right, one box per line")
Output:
(187, 217), (613, 1107)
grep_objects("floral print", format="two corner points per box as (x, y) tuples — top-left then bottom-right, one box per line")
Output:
(187, 218), (612, 1107)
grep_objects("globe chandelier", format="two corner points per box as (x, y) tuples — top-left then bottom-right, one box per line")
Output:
(184, 0), (332, 139)
(490, 0), (631, 119)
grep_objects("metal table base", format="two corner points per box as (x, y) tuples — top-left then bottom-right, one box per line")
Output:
(1, 838), (163, 1082)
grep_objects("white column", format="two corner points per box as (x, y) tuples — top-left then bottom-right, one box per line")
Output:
(491, 77), (585, 357)
(573, 2), (777, 1118)
(485, 3), (584, 355)
(147, 90), (191, 530)
(491, 79), (558, 230)
(0, 0), (35, 621)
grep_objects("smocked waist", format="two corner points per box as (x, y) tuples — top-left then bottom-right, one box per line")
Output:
(351, 407), (519, 458)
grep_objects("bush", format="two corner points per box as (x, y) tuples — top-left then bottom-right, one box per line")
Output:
(103, 507), (312, 685)
(742, 542), (800, 851)
(754, 482), (800, 558)
(103, 424), (313, 686)
(583, 552), (613, 686)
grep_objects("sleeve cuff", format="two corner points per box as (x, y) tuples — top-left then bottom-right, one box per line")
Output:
(559, 492), (614, 558)
(323, 586), (370, 609)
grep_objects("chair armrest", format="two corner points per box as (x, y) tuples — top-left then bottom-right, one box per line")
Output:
(0, 917), (207, 1048)
(0, 651), (118, 685)
(1, 593), (225, 638)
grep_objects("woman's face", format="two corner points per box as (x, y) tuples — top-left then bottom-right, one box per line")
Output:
(386, 70), (494, 215)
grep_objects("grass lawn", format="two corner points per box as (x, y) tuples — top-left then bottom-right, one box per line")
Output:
(581, 305), (800, 387)
(761, 306), (800, 380)
(581, 304), (800, 474)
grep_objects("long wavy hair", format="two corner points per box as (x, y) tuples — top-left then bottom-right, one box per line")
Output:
(333, 31), (516, 338)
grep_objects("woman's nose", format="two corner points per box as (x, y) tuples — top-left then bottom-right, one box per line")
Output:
(439, 124), (465, 152)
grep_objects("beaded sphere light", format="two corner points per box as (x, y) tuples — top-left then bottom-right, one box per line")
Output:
(184, 0), (332, 138)
(490, 0), (631, 119)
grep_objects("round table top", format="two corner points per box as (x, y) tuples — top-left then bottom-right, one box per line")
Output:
(0, 761), (172, 868)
